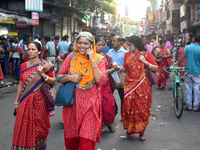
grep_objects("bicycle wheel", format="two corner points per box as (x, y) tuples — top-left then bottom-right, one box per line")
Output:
(174, 83), (184, 118)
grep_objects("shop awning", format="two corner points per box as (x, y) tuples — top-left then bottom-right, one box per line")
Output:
(78, 10), (90, 20)
(0, 12), (34, 25)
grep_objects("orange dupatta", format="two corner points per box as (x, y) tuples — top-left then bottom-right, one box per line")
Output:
(70, 32), (103, 90)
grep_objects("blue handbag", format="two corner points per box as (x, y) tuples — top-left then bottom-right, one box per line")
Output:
(54, 52), (76, 106)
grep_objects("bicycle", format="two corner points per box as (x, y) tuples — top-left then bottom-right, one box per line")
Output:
(164, 66), (190, 118)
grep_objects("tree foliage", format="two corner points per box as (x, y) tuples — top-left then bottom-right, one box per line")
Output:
(74, 0), (117, 15)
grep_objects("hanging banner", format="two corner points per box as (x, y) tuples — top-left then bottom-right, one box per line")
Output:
(148, 11), (154, 21)
(32, 12), (39, 26)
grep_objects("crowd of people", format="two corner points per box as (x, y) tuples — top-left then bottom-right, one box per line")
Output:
(7, 30), (200, 150)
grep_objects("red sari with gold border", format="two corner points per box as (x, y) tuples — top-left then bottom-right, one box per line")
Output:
(12, 60), (54, 150)
(122, 51), (157, 135)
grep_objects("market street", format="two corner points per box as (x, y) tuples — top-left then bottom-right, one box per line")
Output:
(1, 79), (200, 150)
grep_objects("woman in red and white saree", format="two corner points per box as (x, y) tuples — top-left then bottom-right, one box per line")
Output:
(12, 42), (55, 150)
(57, 32), (107, 150)
(116, 35), (158, 141)
(155, 40), (171, 89)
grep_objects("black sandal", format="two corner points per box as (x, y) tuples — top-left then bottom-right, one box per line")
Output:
(108, 125), (115, 133)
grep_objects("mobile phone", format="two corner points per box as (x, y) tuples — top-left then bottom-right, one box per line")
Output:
(13, 109), (17, 116)
(87, 45), (93, 60)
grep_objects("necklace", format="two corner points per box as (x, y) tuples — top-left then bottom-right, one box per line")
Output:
(29, 59), (41, 66)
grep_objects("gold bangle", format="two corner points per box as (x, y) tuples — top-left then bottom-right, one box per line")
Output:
(92, 65), (98, 69)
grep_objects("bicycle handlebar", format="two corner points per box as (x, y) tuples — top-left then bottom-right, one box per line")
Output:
(164, 66), (190, 75)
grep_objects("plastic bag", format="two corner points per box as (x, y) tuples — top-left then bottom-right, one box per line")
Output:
(111, 71), (120, 86)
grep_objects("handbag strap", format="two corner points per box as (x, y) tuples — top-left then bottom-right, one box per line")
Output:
(54, 52), (74, 82)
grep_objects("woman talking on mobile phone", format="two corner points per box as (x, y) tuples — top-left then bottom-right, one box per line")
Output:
(57, 32), (107, 150)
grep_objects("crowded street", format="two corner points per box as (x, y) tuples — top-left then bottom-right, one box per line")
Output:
(1, 0), (200, 150)
(1, 78), (200, 150)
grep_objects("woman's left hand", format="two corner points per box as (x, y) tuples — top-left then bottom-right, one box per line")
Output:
(139, 55), (146, 64)
(37, 65), (44, 75)
(86, 47), (94, 62)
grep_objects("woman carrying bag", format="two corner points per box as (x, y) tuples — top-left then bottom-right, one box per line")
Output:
(57, 32), (107, 150)
(115, 35), (158, 141)
(12, 42), (55, 149)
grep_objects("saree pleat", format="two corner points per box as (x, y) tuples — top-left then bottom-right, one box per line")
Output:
(123, 52), (152, 135)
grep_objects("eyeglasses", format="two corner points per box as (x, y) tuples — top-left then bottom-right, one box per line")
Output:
(127, 43), (134, 47)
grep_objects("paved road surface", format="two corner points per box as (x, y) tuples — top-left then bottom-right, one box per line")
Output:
(1, 79), (200, 150)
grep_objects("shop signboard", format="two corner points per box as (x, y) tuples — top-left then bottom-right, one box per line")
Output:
(191, 5), (196, 22)
(174, 3), (182, 10)
(32, 12), (39, 26)
(180, 4), (186, 18)
(196, 2), (200, 21)
(148, 11), (154, 21)
(8, 31), (18, 36)
(16, 21), (28, 29)
(166, 20), (172, 31)
(181, 20), (187, 32)
(40, 9), (51, 18)
(124, 21), (142, 25)
(173, 0), (182, 4)
(25, 0), (43, 12)
(0, 19), (15, 24)
(172, 10), (180, 30)
(162, 11), (167, 21)
(51, 17), (61, 24)
(169, 0), (173, 11)
(159, 9), (163, 21)
(155, 11), (159, 21)
(148, 20), (153, 27)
